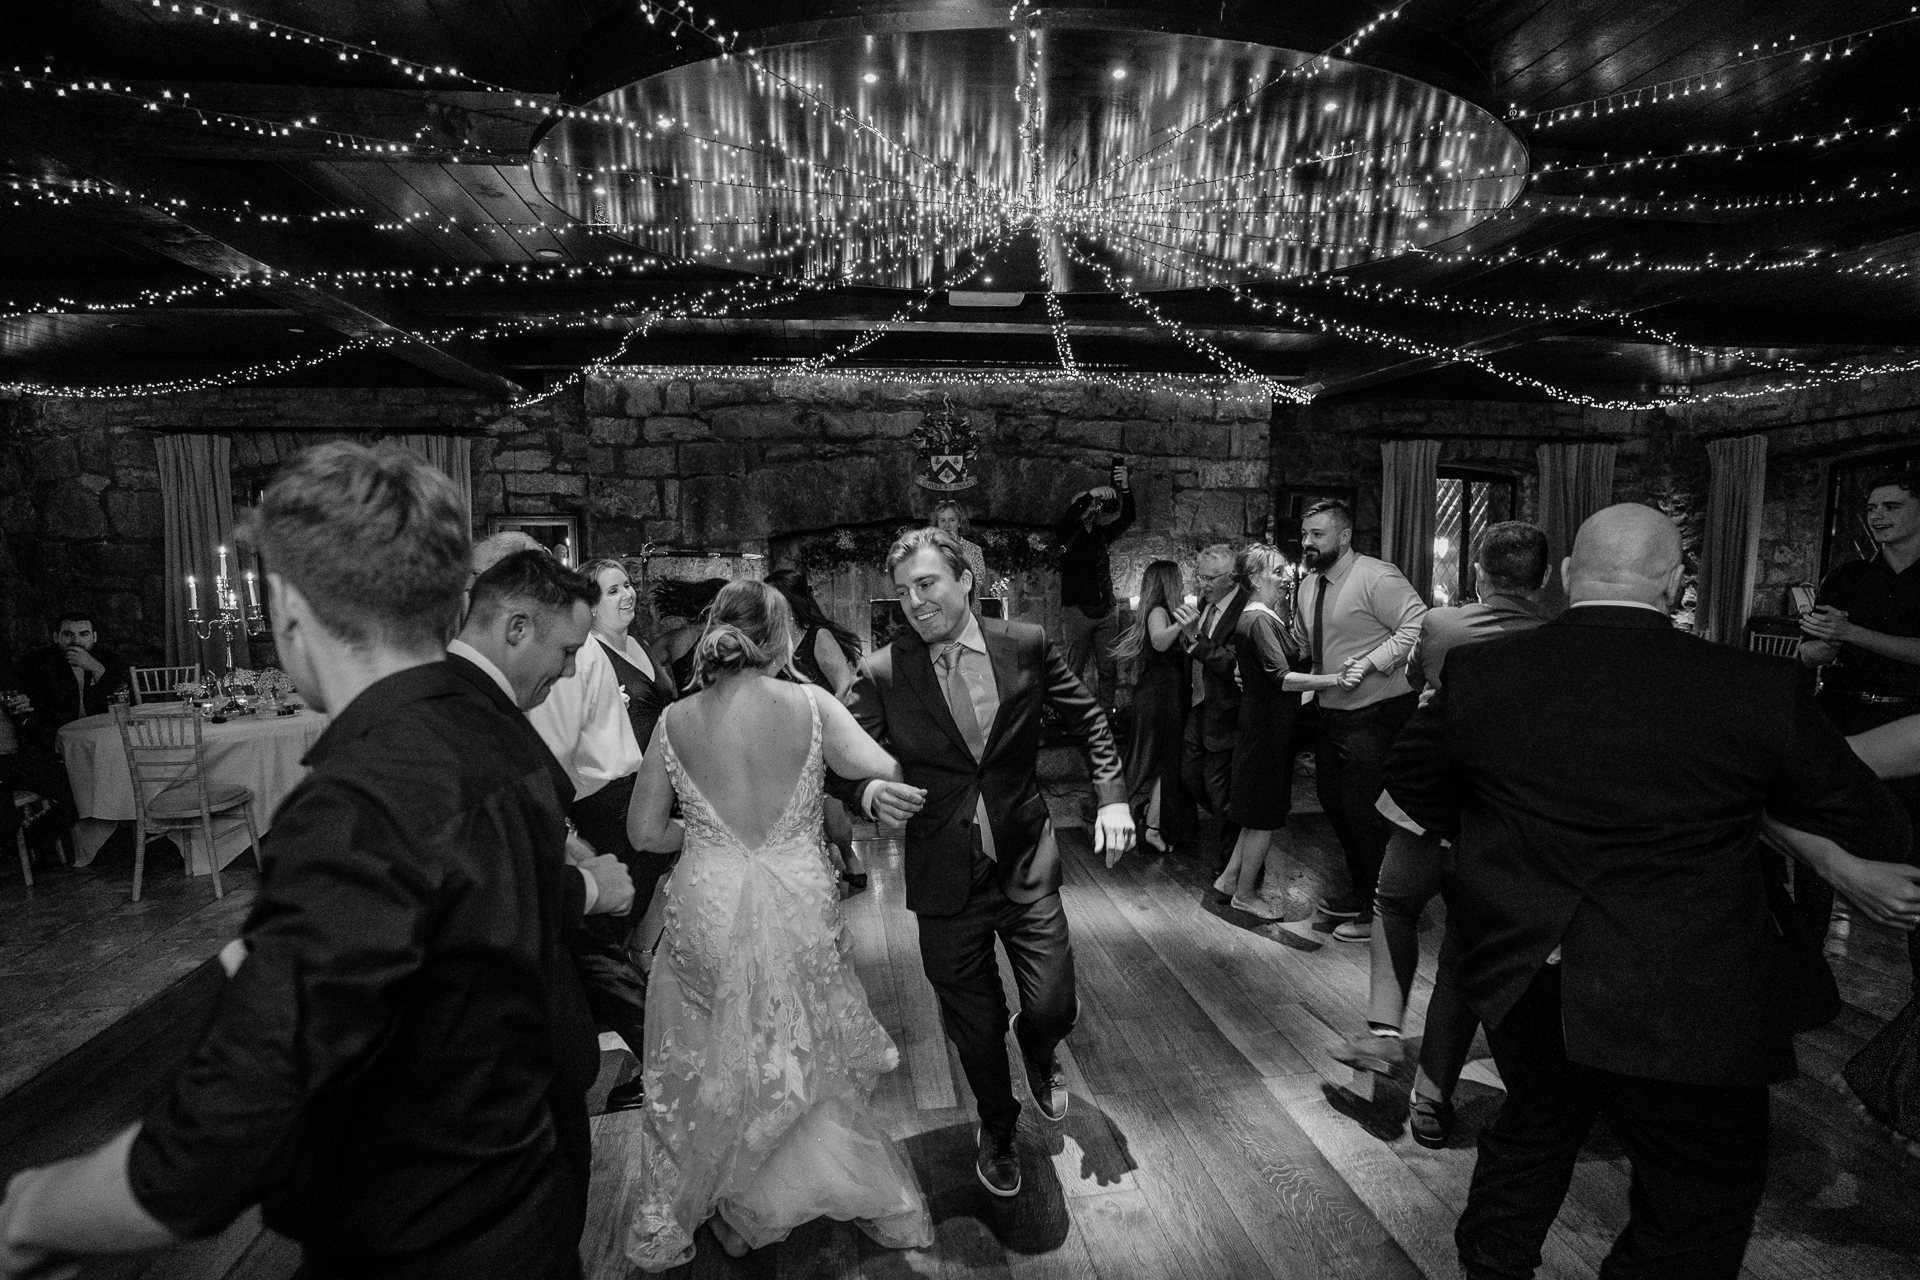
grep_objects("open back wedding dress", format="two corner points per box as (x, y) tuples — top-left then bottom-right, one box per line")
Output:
(624, 689), (932, 1270)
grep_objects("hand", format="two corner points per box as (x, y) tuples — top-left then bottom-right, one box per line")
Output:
(1111, 464), (1130, 490)
(1092, 802), (1134, 868)
(869, 780), (927, 826)
(0, 1171), (81, 1280)
(1799, 606), (1853, 644)
(1088, 486), (1118, 505)
(1337, 657), (1369, 690)
(1172, 603), (1201, 636)
(582, 854), (635, 917)
(1798, 639), (1840, 666)
(1828, 854), (1920, 931)
(62, 649), (105, 680)
(1, 694), (28, 719)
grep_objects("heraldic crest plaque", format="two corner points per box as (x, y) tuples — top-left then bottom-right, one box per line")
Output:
(913, 396), (979, 492)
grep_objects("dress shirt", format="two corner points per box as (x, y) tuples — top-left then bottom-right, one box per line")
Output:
(447, 640), (600, 914)
(938, 612), (1000, 859)
(125, 661), (598, 1257)
(1567, 599), (1669, 615)
(524, 633), (644, 801)
(1291, 552), (1426, 711)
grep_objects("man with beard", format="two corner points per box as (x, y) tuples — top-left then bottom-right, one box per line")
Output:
(1289, 500), (1426, 943)
(16, 612), (129, 751)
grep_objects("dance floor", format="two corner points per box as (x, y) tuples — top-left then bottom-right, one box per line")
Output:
(3, 817), (1918, 1279)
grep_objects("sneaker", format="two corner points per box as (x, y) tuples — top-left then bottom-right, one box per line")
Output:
(1409, 1094), (1455, 1149)
(1332, 918), (1374, 943)
(1330, 1031), (1405, 1077)
(1319, 894), (1366, 919)
(975, 1126), (1022, 1197)
(1011, 1012), (1069, 1120)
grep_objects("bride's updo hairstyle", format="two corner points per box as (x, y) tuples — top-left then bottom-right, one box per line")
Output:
(691, 580), (797, 688)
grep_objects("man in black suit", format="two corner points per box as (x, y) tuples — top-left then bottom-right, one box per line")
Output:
(1385, 503), (1910, 1280)
(15, 611), (129, 752)
(830, 527), (1133, 1199)
(1173, 543), (1249, 872)
(0, 444), (611, 1280)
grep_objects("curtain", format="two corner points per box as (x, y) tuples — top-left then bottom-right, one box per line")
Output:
(156, 435), (236, 672)
(1699, 435), (1769, 645)
(1536, 442), (1617, 607)
(396, 435), (474, 534)
(1380, 439), (1442, 603)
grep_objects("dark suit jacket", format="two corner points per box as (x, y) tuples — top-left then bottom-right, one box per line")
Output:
(1385, 605), (1910, 1088)
(17, 642), (129, 751)
(831, 615), (1127, 917)
(127, 660), (600, 1266)
(1186, 587), (1250, 752)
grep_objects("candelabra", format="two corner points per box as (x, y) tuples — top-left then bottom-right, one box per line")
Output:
(186, 544), (267, 676)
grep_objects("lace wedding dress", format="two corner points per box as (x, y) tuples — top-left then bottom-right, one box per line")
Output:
(624, 692), (933, 1271)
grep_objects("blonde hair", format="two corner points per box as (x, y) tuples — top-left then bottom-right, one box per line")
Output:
(1114, 560), (1183, 663)
(691, 581), (797, 687)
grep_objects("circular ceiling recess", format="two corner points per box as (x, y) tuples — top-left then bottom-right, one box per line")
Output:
(531, 27), (1528, 293)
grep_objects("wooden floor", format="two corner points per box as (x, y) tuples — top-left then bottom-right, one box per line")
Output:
(5, 815), (1919, 1280)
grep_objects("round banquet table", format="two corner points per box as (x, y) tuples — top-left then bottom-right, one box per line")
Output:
(56, 707), (330, 874)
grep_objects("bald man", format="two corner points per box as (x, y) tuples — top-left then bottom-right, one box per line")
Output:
(1386, 503), (1909, 1280)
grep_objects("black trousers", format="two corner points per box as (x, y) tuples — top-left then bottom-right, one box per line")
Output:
(0, 749), (77, 862)
(1805, 691), (1920, 976)
(916, 848), (1078, 1141)
(294, 1156), (584, 1280)
(1179, 713), (1238, 870)
(1457, 967), (1769, 1280)
(1314, 692), (1417, 916)
(566, 775), (671, 1058)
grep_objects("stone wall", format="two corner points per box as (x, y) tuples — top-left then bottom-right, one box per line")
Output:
(470, 374), (1277, 598)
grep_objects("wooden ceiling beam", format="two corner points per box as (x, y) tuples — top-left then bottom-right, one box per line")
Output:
(1, 100), (524, 400)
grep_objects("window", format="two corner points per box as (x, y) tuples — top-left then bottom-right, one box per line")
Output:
(1432, 469), (1517, 606)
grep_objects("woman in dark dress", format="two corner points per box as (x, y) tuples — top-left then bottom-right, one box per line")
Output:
(1213, 544), (1348, 919)
(1114, 560), (1196, 852)
(764, 567), (869, 892)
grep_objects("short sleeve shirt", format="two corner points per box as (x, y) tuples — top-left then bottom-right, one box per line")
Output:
(1817, 553), (1920, 696)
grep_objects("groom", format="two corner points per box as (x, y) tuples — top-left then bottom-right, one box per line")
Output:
(831, 526), (1133, 1198)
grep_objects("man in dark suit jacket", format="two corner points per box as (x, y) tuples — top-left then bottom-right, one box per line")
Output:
(1174, 543), (1249, 871)
(1385, 503), (1909, 1280)
(830, 527), (1132, 1200)
(0, 445), (609, 1280)
(16, 611), (129, 752)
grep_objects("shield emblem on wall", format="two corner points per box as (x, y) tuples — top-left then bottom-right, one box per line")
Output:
(913, 398), (979, 492)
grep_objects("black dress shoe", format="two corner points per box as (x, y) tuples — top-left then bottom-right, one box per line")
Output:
(1409, 1094), (1455, 1149)
(604, 1076), (647, 1113)
(975, 1126), (1021, 1197)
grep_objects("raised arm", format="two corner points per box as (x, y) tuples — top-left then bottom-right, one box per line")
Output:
(812, 685), (903, 783)
(625, 719), (685, 855)
(1849, 713), (1920, 780)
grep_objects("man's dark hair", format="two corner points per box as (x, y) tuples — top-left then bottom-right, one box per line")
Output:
(54, 609), (96, 631)
(465, 550), (598, 631)
(885, 527), (974, 594)
(1302, 499), (1354, 532)
(1866, 471), (1918, 499)
(1474, 521), (1550, 593)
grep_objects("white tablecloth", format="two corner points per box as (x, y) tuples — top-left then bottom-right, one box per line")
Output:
(57, 708), (329, 874)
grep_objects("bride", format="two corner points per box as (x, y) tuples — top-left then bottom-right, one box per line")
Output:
(622, 580), (933, 1269)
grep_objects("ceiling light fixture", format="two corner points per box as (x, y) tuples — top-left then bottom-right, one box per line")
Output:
(862, 71), (878, 83)
(535, 248), (565, 259)
(1111, 67), (1127, 80)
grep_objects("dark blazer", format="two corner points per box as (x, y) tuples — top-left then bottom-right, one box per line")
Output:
(1185, 586), (1251, 752)
(17, 642), (129, 750)
(126, 661), (600, 1266)
(1385, 605), (1910, 1088)
(831, 615), (1127, 917)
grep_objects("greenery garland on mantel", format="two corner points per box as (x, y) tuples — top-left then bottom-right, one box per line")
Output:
(788, 522), (1061, 580)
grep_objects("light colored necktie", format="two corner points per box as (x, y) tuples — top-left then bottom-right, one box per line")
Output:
(1191, 603), (1218, 706)
(940, 644), (988, 760)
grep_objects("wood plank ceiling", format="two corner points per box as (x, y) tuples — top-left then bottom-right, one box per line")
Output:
(5, 0), (1920, 403)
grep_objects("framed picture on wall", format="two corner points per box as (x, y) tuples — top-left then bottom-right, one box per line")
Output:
(487, 514), (580, 567)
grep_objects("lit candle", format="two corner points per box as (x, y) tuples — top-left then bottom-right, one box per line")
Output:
(187, 574), (198, 612)
(245, 571), (259, 609)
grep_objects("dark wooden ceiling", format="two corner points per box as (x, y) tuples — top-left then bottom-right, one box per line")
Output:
(6, 0), (1920, 404)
